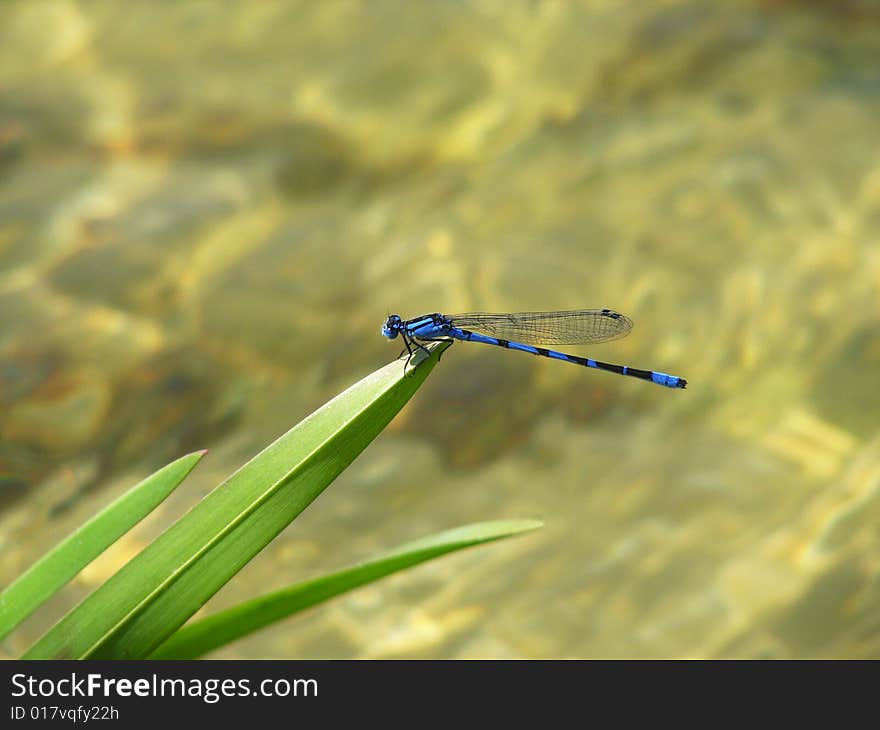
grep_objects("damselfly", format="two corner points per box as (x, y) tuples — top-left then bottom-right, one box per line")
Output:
(381, 309), (686, 389)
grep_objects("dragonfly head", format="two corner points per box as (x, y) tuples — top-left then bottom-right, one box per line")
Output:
(381, 314), (402, 339)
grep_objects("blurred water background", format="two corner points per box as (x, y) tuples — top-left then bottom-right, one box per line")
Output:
(1, 0), (879, 658)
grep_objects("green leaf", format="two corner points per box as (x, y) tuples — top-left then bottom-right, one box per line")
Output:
(0, 451), (205, 641)
(23, 343), (451, 659)
(151, 519), (542, 659)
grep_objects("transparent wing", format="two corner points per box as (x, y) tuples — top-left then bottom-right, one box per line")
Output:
(447, 309), (633, 346)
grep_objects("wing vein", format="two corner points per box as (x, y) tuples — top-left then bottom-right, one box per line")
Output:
(447, 309), (633, 345)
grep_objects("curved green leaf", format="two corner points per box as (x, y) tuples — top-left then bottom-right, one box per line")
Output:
(24, 344), (450, 659)
(151, 519), (542, 659)
(0, 451), (205, 641)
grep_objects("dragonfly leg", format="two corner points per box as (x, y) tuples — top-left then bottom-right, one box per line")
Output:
(415, 336), (453, 361)
(399, 333), (416, 374)
(412, 339), (432, 358)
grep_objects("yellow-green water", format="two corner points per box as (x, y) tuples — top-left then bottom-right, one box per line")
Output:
(2, 0), (880, 658)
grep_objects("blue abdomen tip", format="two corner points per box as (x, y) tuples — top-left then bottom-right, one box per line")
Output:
(652, 371), (687, 389)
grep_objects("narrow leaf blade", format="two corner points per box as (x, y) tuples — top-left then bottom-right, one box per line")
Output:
(24, 344), (450, 659)
(151, 519), (543, 659)
(0, 451), (205, 640)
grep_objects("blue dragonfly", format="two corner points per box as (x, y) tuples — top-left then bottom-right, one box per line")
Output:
(381, 309), (686, 389)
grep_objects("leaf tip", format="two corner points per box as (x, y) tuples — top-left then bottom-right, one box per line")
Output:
(506, 518), (543, 534)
